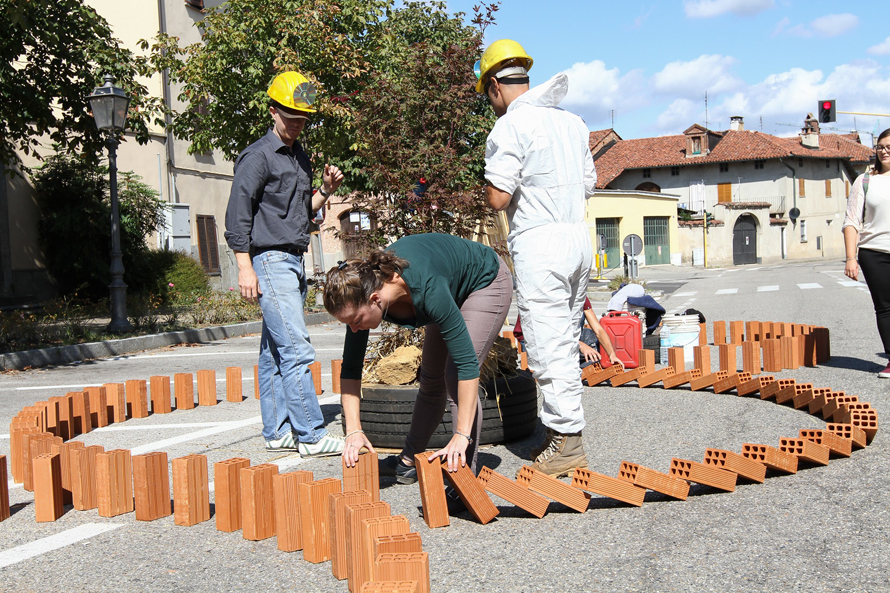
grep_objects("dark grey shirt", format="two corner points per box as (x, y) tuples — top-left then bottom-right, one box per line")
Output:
(224, 128), (314, 253)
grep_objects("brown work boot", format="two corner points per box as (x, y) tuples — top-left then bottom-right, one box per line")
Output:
(529, 426), (554, 460)
(530, 431), (588, 478)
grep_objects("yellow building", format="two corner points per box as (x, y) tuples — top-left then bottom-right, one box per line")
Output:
(585, 189), (681, 274)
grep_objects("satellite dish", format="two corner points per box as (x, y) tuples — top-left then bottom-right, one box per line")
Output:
(789, 207), (800, 222)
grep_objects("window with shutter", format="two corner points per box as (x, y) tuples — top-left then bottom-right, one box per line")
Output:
(798, 178), (806, 198)
(196, 215), (220, 274)
(717, 182), (732, 203)
(825, 179), (831, 197)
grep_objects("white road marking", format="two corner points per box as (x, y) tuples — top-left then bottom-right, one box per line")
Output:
(757, 286), (779, 292)
(93, 422), (233, 432)
(797, 283), (823, 289)
(715, 288), (738, 295)
(672, 292), (697, 297)
(0, 523), (125, 569)
(725, 269), (741, 273)
(838, 280), (866, 287)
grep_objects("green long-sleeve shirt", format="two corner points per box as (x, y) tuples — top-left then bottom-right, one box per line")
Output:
(340, 233), (501, 382)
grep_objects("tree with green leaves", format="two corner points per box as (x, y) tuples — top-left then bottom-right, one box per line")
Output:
(0, 0), (163, 171)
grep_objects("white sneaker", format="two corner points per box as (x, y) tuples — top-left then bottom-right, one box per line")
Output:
(298, 433), (346, 457)
(266, 432), (298, 451)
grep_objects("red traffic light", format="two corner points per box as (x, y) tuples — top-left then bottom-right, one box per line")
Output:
(822, 101), (833, 110)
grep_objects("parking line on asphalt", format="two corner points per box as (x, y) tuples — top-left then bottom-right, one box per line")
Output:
(93, 422), (233, 432)
(0, 523), (125, 569)
(672, 292), (697, 297)
(797, 283), (823, 289)
(757, 286), (779, 292)
(715, 288), (738, 295)
(838, 280), (866, 287)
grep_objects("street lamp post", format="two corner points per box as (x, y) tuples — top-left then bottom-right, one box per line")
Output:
(88, 74), (133, 333)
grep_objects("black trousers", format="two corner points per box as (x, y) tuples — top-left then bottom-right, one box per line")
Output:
(857, 247), (890, 356)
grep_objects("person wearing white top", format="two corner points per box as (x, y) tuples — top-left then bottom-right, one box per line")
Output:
(478, 39), (596, 478)
(842, 127), (890, 378)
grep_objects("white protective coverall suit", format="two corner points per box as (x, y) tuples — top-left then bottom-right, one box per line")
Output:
(484, 73), (596, 434)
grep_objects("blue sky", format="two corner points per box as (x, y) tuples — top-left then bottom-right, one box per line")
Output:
(444, 0), (890, 142)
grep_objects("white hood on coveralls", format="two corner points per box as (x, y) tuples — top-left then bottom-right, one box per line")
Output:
(507, 73), (569, 112)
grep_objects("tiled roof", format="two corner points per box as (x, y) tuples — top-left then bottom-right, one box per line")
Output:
(592, 128), (874, 188)
(588, 129), (615, 148)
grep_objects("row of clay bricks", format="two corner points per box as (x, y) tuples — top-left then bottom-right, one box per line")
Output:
(703, 320), (829, 352)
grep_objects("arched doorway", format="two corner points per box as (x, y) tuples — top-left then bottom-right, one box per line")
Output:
(732, 215), (757, 265)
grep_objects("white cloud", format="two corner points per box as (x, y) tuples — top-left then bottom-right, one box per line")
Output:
(783, 13), (859, 38)
(868, 36), (890, 55)
(655, 98), (698, 132)
(684, 0), (774, 19)
(652, 55), (742, 98)
(559, 60), (648, 127)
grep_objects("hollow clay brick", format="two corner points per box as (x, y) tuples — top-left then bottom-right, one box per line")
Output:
(637, 366), (674, 388)
(693, 345), (711, 374)
(331, 490), (373, 579)
(571, 467), (645, 507)
(223, 366), (243, 402)
(241, 463), (280, 542)
(332, 359), (343, 394)
(441, 463), (499, 524)
(704, 449), (766, 483)
(718, 344), (737, 373)
(729, 321), (744, 344)
(582, 362), (623, 386)
(374, 533), (423, 558)
(803, 333), (818, 367)
(174, 373), (195, 410)
(761, 339), (782, 373)
(742, 341), (761, 376)
(712, 372), (744, 395)
(822, 396), (860, 422)
(811, 326), (830, 363)
(663, 368), (701, 389)
(309, 360), (323, 395)
(799, 429), (852, 458)
(124, 380), (149, 419)
(689, 370), (729, 392)
(0, 455), (8, 522)
(69, 391), (92, 436)
(374, 553), (430, 593)
(826, 423), (867, 450)
(8, 423), (36, 484)
(610, 366), (646, 387)
(776, 382), (811, 406)
(741, 443), (797, 474)
(520, 350), (528, 370)
(24, 432), (57, 491)
(668, 347), (685, 373)
(359, 515), (411, 592)
(517, 466), (590, 513)
(713, 320), (726, 345)
(33, 453), (64, 522)
(97, 449), (134, 517)
(639, 349), (656, 370)
(172, 454), (210, 526)
(343, 451), (380, 502)
(617, 461), (689, 500)
(147, 376), (172, 415)
(215, 457), (250, 533)
(848, 409), (878, 443)
(197, 370), (217, 406)
(272, 470), (312, 552)
(40, 399), (59, 437)
(345, 501), (391, 592)
(133, 452), (172, 521)
(70, 444), (104, 511)
(779, 438), (830, 466)
(414, 452), (449, 528)
(299, 476), (342, 562)
(254, 364), (260, 399)
(477, 466), (548, 518)
(103, 383), (127, 423)
(793, 386), (825, 410)
(360, 581), (419, 593)
(669, 458), (736, 492)
(746, 321), (761, 343)
(761, 378), (795, 401)
(84, 386), (109, 428)
(56, 440), (85, 503)
(699, 322), (708, 346)
(808, 389), (838, 416)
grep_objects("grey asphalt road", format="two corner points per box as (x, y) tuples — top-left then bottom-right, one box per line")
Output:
(1, 259), (887, 593)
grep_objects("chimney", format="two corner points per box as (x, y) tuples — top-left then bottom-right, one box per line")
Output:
(800, 112), (820, 149)
(730, 116), (744, 131)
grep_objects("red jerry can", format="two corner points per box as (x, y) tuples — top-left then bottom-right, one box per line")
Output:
(599, 311), (642, 369)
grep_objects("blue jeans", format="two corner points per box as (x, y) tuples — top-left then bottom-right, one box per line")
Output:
(253, 250), (327, 443)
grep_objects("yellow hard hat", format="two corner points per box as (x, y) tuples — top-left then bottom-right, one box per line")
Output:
(267, 71), (317, 113)
(474, 39), (533, 93)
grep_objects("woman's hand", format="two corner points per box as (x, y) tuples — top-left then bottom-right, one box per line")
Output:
(433, 433), (470, 473)
(342, 430), (375, 467)
(608, 352), (622, 367)
(844, 258), (859, 281)
(579, 342), (601, 363)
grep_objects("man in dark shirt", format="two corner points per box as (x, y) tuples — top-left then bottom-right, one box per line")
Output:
(224, 71), (344, 457)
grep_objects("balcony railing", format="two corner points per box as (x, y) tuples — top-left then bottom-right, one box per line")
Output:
(734, 194), (786, 214)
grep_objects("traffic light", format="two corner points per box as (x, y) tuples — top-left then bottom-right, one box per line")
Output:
(818, 99), (836, 123)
